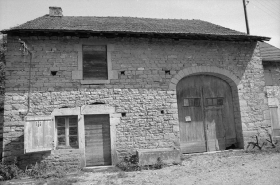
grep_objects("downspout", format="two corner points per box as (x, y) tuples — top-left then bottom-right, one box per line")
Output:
(19, 39), (33, 120)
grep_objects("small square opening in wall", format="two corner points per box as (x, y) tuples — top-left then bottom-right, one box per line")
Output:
(121, 113), (126, 117)
(165, 70), (170, 75)
(51, 71), (58, 76)
(120, 71), (125, 75)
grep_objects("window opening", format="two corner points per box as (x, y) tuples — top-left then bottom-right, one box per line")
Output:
(205, 98), (223, 107)
(83, 45), (107, 80)
(183, 98), (200, 107)
(56, 116), (78, 149)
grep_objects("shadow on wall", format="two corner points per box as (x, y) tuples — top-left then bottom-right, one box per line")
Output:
(0, 110), (3, 160)
(2, 135), (52, 168)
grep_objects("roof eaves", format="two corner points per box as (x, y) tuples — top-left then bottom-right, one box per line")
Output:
(0, 29), (271, 41)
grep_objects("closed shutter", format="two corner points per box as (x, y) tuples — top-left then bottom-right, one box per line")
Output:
(83, 45), (108, 80)
(270, 107), (280, 136)
(24, 116), (54, 153)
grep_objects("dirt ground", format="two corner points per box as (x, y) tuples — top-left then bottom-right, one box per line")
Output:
(3, 149), (280, 185)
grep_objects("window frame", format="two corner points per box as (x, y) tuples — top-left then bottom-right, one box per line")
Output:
(55, 115), (79, 149)
(82, 45), (108, 80)
(51, 107), (81, 151)
(72, 40), (117, 84)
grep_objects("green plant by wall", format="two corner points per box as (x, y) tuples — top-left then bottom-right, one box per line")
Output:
(0, 158), (23, 181)
(25, 161), (80, 179)
(116, 154), (141, 172)
(116, 154), (166, 171)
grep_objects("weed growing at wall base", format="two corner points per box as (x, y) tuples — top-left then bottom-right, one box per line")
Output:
(0, 158), (23, 181)
(116, 154), (166, 171)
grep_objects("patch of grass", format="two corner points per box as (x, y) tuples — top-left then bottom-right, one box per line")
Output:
(116, 171), (128, 178)
(25, 161), (80, 179)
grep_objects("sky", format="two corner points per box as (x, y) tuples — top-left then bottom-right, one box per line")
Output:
(0, 0), (279, 48)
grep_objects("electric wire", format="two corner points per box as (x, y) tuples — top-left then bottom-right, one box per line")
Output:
(251, 1), (280, 22)
(253, 1), (280, 21)
(255, 0), (280, 17)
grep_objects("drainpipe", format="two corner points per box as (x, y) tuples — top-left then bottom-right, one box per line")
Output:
(18, 39), (33, 120)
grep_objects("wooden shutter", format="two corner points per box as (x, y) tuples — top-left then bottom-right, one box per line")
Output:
(270, 107), (280, 136)
(264, 69), (273, 86)
(82, 45), (108, 80)
(24, 116), (54, 153)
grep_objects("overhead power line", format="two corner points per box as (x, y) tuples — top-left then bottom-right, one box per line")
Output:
(252, 0), (280, 23)
(255, 0), (280, 17)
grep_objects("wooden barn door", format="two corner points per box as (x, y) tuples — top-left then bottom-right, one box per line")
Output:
(177, 75), (236, 153)
(84, 114), (112, 166)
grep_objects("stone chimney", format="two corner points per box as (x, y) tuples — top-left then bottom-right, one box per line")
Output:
(49, 7), (63, 17)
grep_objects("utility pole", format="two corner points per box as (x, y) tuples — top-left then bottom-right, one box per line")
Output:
(243, 0), (250, 34)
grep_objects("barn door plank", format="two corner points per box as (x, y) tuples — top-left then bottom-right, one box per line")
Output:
(270, 107), (280, 136)
(202, 75), (236, 150)
(177, 76), (206, 153)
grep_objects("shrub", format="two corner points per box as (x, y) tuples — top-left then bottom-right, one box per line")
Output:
(153, 157), (164, 169)
(25, 161), (79, 179)
(116, 154), (141, 172)
(117, 154), (166, 172)
(0, 158), (23, 181)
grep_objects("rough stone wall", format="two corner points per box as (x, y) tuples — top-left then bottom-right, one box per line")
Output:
(0, 35), (6, 159)
(238, 45), (271, 142)
(3, 36), (271, 166)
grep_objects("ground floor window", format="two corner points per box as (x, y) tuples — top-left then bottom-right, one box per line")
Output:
(56, 116), (79, 149)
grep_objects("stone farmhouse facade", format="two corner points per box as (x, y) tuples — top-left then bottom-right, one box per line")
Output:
(1, 7), (277, 168)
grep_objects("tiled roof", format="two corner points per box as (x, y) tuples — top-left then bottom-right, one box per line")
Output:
(1, 15), (270, 41)
(259, 42), (280, 62)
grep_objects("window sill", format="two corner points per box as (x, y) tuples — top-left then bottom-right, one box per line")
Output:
(51, 148), (83, 154)
(81, 79), (110, 84)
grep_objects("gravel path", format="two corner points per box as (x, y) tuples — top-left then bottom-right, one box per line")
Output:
(3, 150), (280, 185)
(72, 150), (280, 185)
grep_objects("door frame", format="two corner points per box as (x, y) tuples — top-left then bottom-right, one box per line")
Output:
(81, 105), (121, 166)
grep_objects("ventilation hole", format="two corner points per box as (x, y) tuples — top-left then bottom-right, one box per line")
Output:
(90, 102), (105, 105)
(51, 71), (58, 76)
(161, 110), (164, 114)
(225, 144), (236, 150)
(165, 70), (170, 75)
(121, 71), (125, 75)
(121, 113), (126, 117)
(60, 105), (69, 109)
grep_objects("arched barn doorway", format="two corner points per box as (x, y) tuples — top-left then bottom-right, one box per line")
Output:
(177, 75), (238, 153)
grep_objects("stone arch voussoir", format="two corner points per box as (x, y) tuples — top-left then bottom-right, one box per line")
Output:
(168, 66), (240, 90)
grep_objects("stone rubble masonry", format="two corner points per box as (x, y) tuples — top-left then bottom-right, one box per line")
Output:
(2, 35), (271, 167)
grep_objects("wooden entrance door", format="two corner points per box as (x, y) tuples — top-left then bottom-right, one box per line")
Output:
(177, 75), (236, 153)
(84, 114), (111, 166)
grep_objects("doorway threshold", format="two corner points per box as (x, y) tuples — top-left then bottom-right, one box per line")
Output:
(82, 165), (121, 172)
(182, 149), (244, 156)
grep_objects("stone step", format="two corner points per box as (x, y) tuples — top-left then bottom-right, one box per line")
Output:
(82, 165), (121, 172)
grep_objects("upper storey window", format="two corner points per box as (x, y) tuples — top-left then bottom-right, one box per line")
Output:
(72, 41), (116, 84)
(83, 45), (108, 80)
